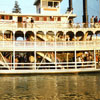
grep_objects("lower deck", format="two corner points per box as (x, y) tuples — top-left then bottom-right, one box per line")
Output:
(0, 50), (100, 74)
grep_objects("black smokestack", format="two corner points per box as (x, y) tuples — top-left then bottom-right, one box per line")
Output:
(83, 0), (88, 23)
(69, 0), (72, 11)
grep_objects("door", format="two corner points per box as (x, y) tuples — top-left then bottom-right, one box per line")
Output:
(18, 17), (22, 27)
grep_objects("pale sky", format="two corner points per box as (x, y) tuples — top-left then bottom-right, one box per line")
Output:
(0, 0), (99, 22)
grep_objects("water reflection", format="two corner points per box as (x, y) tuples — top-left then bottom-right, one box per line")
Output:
(0, 74), (100, 100)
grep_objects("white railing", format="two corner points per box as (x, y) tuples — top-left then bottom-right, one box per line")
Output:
(0, 61), (96, 70)
(0, 21), (100, 29)
(0, 40), (99, 49)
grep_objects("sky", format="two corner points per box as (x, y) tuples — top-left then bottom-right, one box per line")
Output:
(0, 0), (99, 23)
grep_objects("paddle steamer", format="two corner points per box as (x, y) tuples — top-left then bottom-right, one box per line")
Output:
(0, 0), (100, 74)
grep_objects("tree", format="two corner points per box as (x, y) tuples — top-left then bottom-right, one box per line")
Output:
(12, 1), (21, 13)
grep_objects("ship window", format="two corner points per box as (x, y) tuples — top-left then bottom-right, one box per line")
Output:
(58, 17), (61, 21)
(1, 15), (4, 19)
(54, 2), (59, 8)
(48, 2), (53, 7)
(9, 16), (12, 20)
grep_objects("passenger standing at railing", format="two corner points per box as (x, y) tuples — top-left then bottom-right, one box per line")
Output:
(94, 16), (98, 28)
(26, 17), (30, 28)
(90, 16), (94, 28)
(94, 16), (98, 23)
(23, 17), (27, 28)
(31, 18), (34, 28)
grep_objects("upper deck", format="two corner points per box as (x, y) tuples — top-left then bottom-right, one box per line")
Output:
(0, 19), (100, 51)
(0, 0), (99, 52)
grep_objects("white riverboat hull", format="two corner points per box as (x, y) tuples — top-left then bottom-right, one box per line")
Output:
(0, 68), (100, 74)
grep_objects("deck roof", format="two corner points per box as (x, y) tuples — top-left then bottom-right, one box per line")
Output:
(0, 13), (76, 18)
(34, 0), (62, 5)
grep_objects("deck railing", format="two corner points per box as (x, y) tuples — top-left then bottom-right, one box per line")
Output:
(0, 40), (99, 49)
(0, 20), (100, 29)
(0, 61), (96, 70)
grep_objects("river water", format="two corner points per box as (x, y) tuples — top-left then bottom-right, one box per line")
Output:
(0, 73), (100, 100)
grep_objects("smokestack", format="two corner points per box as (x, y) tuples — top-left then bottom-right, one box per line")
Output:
(69, 0), (72, 11)
(83, 0), (88, 23)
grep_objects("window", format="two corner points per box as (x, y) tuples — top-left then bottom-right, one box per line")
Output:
(9, 16), (12, 20)
(58, 17), (61, 21)
(1, 15), (4, 19)
(54, 2), (59, 8)
(48, 1), (59, 8)
(48, 2), (53, 7)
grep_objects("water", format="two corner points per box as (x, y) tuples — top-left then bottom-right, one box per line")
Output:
(0, 73), (100, 100)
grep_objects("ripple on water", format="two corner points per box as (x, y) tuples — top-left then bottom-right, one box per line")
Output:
(0, 74), (100, 100)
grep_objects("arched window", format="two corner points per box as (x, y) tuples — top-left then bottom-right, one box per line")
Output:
(76, 31), (84, 41)
(15, 31), (24, 41)
(25, 31), (34, 41)
(66, 31), (74, 41)
(46, 31), (55, 42)
(4, 30), (13, 41)
(36, 31), (45, 42)
(56, 31), (65, 42)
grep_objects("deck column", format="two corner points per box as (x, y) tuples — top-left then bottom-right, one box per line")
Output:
(13, 31), (15, 70)
(75, 50), (77, 69)
(66, 53), (69, 68)
(54, 32), (57, 69)
(94, 49), (96, 69)
(24, 31), (26, 48)
(34, 31), (36, 70)
(44, 32), (46, 48)
(2, 31), (4, 48)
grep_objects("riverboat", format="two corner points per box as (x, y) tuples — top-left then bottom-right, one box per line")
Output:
(0, 0), (100, 74)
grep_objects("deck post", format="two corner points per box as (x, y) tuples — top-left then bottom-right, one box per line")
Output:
(3, 31), (4, 48)
(75, 49), (77, 69)
(13, 31), (15, 70)
(13, 47), (15, 70)
(24, 31), (26, 48)
(66, 53), (69, 68)
(54, 32), (57, 69)
(94, 49), (96, 69)
(44, 32), (46, 48)
(55, 49), (57, 70)
(34, 31), (36, 70)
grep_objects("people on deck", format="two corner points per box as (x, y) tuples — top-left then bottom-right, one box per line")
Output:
(31, 18), (34, 28)
(90, 16), (94, 27)
(94, 16), (98, 23)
